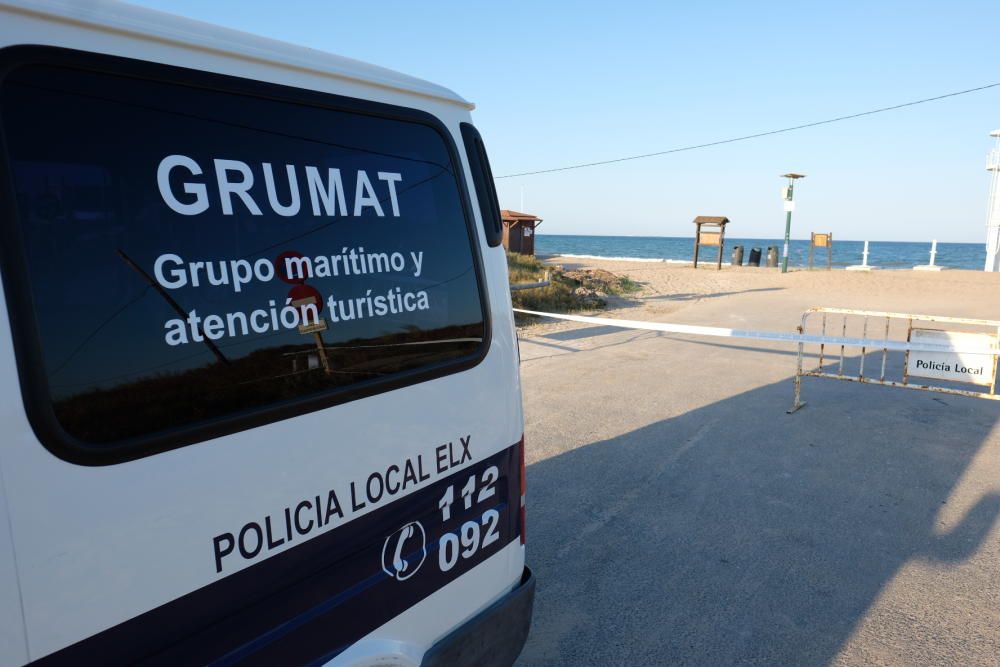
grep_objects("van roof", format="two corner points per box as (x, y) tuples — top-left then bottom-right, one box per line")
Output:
(3, 0), (475, 109)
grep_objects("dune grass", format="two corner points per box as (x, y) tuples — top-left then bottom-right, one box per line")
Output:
(507, 252), (641, 323)
(508, 252), (581, 313)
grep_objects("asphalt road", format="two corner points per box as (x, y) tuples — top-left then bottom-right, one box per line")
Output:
(514, 272), (1000, 666)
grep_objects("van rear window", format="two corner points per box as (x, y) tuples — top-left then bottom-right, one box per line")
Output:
(0, 60), (486, 455)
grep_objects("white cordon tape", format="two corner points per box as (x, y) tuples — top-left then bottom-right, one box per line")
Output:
(513, 309), (1000, 355)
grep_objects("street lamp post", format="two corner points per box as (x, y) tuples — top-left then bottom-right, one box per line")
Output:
(780, 173), (806, 274)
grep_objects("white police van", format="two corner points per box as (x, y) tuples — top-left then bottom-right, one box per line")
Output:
(0, 1), (532, 664)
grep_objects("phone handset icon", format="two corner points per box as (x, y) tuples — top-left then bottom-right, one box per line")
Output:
(393, 524), (414, 575)
(382, 521), (426, 582)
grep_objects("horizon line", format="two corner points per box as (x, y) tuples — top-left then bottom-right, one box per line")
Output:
(535, 232), (983, 245)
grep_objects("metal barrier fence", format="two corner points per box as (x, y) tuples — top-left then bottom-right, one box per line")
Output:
(789, 307), (1000, 412)
(512, 307), (1000, 411)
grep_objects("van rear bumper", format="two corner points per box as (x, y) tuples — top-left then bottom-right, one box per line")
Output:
(421, 566), (535, 667)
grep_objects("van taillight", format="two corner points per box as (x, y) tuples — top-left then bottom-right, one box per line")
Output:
(518, 436), (526, 545)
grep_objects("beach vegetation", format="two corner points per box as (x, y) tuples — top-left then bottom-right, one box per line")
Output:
(507, 252), (641, 323)
(614, 275), (642, 294)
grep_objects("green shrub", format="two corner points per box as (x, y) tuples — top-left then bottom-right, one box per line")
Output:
(506, 252), (635, 324)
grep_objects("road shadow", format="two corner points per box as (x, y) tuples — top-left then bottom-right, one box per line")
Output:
(541, 325), (635, 342)
(518, 373), (1000, 665)
(656, 334), (811, 359)
(644, 287), (784, 301)
(519, 330), (660, 362)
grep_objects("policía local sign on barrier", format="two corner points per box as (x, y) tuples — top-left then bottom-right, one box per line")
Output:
(907, 329), (998, 386)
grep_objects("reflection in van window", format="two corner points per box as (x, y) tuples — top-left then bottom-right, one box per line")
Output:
(0, 65), (485, 445)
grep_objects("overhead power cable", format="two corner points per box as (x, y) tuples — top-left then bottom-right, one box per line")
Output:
(495, 81), (1000, 179)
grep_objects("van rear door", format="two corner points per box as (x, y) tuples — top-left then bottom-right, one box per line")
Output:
(0, 46), (523, 665)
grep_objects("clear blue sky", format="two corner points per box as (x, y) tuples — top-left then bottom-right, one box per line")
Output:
(131, 0), (999, 242)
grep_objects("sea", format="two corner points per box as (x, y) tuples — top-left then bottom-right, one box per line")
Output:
(535, 235), (988, 271)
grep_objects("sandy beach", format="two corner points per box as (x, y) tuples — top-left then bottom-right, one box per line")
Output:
(516, 258), (1000, 666)
(527, 256), (1000, 336)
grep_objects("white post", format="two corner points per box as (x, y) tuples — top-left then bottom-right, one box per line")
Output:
(989, 217), (1000, 272)
(848, 240), (878, 270)
(914, 238), (945, 270)
(987, 130), (1000, 272)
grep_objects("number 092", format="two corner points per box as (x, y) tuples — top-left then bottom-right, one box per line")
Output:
(438, 509), (500, 572)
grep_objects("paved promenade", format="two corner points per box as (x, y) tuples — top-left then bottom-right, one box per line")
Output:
(517, 262), (1000, 666)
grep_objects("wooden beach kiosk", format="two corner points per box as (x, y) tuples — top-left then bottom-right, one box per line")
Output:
(500, 209), (542, 255)
(692, 216), (729, 269)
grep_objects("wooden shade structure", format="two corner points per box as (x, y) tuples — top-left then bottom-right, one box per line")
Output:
(500, 209), (542, 255)
(692, 216), (730, 269)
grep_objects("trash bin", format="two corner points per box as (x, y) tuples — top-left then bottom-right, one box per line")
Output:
(731, 245), (744, 266)
(766, 246), (779, 267)
(748, 247), (762, 267)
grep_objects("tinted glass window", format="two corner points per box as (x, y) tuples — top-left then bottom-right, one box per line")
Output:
(0, 63), (485, 447)
(460, 123), (503, 247)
